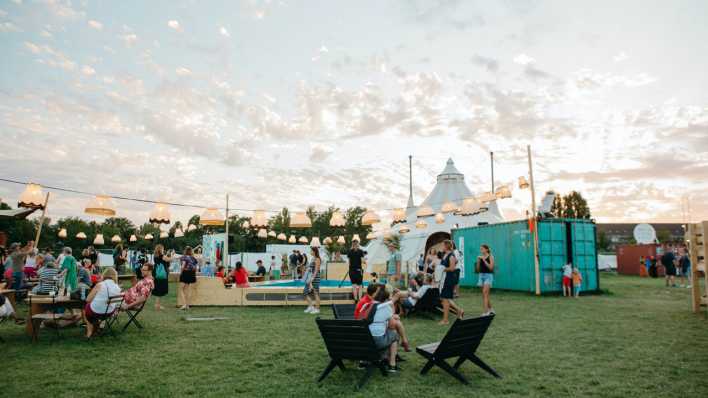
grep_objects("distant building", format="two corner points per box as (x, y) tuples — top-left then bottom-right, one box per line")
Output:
(596, 223), (685, 249)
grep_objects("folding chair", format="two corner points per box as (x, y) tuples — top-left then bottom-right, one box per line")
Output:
(98, 294), (125, 338)
(122, 298), (148, 332)
(416, 314), (501, 385)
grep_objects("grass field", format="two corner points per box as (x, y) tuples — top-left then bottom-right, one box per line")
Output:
(3, 273), (707, 397)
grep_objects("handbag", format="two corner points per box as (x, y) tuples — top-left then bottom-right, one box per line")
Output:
(156, 263), (167, 280)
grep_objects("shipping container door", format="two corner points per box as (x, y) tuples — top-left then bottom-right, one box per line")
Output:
(510, 227), (534, 292)
(538, 221), (567, 293)
(571, 222), (598, 291)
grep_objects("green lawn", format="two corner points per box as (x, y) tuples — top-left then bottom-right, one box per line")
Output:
(2, 273), (707, 397)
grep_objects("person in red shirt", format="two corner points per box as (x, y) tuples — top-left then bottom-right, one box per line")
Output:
(231, 262), (250, 288)
(354, 283), (381, 319)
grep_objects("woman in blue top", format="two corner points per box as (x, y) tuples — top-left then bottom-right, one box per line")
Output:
(179, 246), (198, 310)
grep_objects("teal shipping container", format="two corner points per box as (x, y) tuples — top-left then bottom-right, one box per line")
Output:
(452, 218), (599, 293)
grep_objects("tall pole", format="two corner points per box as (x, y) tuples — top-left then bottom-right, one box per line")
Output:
(224, 194), (229, 268)
(408, 155), (413, 203)
(490, 151), (495, 193)
(34, 192), (50, 245)
(528, 145), (540, 296)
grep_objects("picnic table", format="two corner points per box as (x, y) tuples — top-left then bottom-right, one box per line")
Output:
(0, 289), (18, 309)
(248, 275), (265, 283)
(24, 294), (84, 337)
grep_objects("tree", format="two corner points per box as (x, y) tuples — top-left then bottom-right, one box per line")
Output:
(549, 193), (563, 218)
(549, 191), (591, 219)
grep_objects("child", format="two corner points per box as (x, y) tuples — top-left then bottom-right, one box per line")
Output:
(562, 262), (573, 297)
(572, 267), (583, 298)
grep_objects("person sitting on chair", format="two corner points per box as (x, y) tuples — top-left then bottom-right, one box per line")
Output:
(354, 283), (381, 320)
(0, 293), (24, 324)
(230, 262), (250, 288)
(84, 268), (122, 338)
(122, 263), (154, 310)
(255, 260), (266, 277)
(32, 258), (59, 295)
(368, 288), (410, 373)
(398, 274), (434, 315)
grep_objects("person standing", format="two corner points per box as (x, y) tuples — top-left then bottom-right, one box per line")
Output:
(424, 248), (436, 275)
(289, 250), (298, 280)
(661, 247), (676, 287)
(179, 246), (198, 310)
(678, 247), (691, 288)
(416, 253), (425, 272)
(58, 247), (79, 295)
(88, 246), (99, 268)
(385, 244), (401, 287)
(439, 240), (464, 324)
(347, 239), (367, 301)
(23, 248), (39, 278)
(269, 255), (277, 280)
(152, 244), (172, 311)
(113, 244), (127, 274)
(9, 241), (34, 291)
(476, 244), (495, 315)
(303, 247), (321, 314)
(572, 266), (583, 298)
(562, 262), (573, 297)
(638, 256), (646, 277)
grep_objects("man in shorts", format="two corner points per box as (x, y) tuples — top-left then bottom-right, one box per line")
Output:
(661, 248), (676, 287)
(347, 239), (367, 301)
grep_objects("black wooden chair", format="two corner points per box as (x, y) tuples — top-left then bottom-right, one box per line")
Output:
(121, 298), (148, 332)
(407, 287), (442, 316)
(315, 318), (388, 389)
(331, 303), (356, 320)
(416, 314), (501, 384)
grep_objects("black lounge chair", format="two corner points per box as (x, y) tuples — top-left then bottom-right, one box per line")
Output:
(416, 314), (501, 384)
(407, 287), (442, 316)
(331, 303), (356, 320)
(315, 318), (388, 389)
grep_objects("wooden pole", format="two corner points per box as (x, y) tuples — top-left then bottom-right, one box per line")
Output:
(527, 145), (540, 296)
(490, 151), (495, 194)
(33, 192), (50, 245)
(687, 223), (701, 313)
(224, 194), (229, 268)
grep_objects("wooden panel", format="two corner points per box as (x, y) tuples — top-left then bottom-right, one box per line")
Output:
(177, 277), (240, 306)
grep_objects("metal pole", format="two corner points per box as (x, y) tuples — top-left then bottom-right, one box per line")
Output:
(490, 151), (495, 193)
(528, 145), (540, 296)
(408, 155), (413, 204)
(34, 192), (50, 245)
(224, 194), (229, 268)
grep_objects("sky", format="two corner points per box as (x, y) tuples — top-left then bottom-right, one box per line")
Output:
(1, 0), (707, 228)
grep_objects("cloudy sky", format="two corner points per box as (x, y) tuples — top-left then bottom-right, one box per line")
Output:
(1, 0), (707, 227)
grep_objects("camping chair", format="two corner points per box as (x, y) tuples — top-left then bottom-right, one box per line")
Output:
(332, 303), (356, 320)
(97, 294), (125, 338)
(407, 287), (441, 317)
(315, 318), (388, 389)
(28, 294), (62, 342)
(121, 298), (148, 332)
(416, 314), (501, 385)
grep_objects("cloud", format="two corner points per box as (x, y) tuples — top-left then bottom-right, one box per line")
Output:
(309, 145), (332, 162)
(513, 53), (535, 65)
(471, 54), (499, 72)
(219, 26), (230, 37)
(24, 41), (41, 54)
(120, 33), (138, 47)
(81, 65), (95, 76)
(167, 20), (181, 31)
(0, 21), (21, 32)
(88, 19), (103, 30)
(175, 67), (192, 76)
(613, 51), (628, 62)
(44, 0), (85, 19)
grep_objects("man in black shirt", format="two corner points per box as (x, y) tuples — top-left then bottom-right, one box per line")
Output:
(661, 247), (676, 287)
(289, 251), (299, 280)
(255, 260), (266, 277)
(347, 239), (367, 301)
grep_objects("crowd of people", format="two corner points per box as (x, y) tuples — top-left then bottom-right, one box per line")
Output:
(638, 245), (692, 288)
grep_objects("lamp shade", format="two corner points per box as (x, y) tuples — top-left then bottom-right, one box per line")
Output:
(257, 228), (268, 239)
(129, 234), (137, 242)
(416, 219), (427, 229)
(18, 183), (45, 209)
(242, 221), (250, 229)
(187, 224), (197, 232)
(366, 232), (375, 240)
(361, 210), (380, 226)
(144, 233), (154, 240)
(441, 201), (457, 213)
(200, 208), (224, 226)
(159, 231), (168, 239)
(268, 230), (277, 238)
(383, 229), (392, 239)
(288, 235), (296, 244)
(479, 192), (495, 203)
(392, 208), (406, 223)
(323, 237), (333, 245)
(416, 205), (434, 217)
(310, 237), (321, 247)
(298, 236), (308, 244)
(329, 211), (345, 227)
(76, 232), (87, 239)
(435, 212), (445, 224)
(111, 234), (121, 243)
(495, 185), (512, 199)
(337, 236), (345, 244)
(277, 233), (287, 241)
(459, 197), (481, 215)
(149, 203), (171, 224)
(398, 224), (410, 234)
(352, 234), (361, 242)
(518, 176), (530, 189)
(93, 234), (105, 245)
(85, 195), (116, 216)
(58, 228), (67, 238)
(174, 228), (184, 238)
(290, 212), (312, 228)
(251, 210), (268, 227)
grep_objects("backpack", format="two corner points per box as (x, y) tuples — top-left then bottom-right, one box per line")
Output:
(362, 302), (379, 325)
(155, 263), (167, 280)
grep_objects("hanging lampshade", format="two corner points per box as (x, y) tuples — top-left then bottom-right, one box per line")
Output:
(441, 201), (458, 213)
(242, 221), (250, 229)
(18, 183), (45, 209)
(111, 234), (121, 243)
(495, 185), (512, 199)
(478, 192), (495, 203)
(383, 229), (393, 239)
(149, 203), (171, 224)
(329, 211), (345, 227)
(518, 176), (530, 189)
(416, 205), (434, 217)
(398, 224), (410, 234)
(277, 233), (287, 241)
(352, 234), (361, 242)
(290, 212), (312, 228)
(268, 230), (277, 238)
(298, 236), (308, 244)
(336, 236), (346, 244)
(361, 210), (381, 226)
(257, 228), (268, 239)
(250, 210), (268, 227)
(129, 234), (137, 242)
(459, 197), (481, 215)
(366, 232), (376, 240)
(174, 227), (184, 238)
(159, 230), (168, 239)
(200, 208), (224, 226)
(85, 195), (116, 216)
(323, 237), (333, 245)
(416, 219), (427, 229)
(76, 232), (87, 240)
(144, 233), (154, 240)
(288, 235), (296, 244)
(93, 234), (105, 245)
(435, 212), (445, 224)
(58, 228), (67, 238)
(392, 208), (406, 223)
(187, 224), (197, 232)
(310, 237), (321, 247)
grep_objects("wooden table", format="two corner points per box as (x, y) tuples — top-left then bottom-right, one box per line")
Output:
(248, 275), (265, 283)
(24, 295), (84, 337)
(0, 289), (17, 310)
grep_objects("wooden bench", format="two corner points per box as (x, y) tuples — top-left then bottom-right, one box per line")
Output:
(315, 318), (387, 389)
(416, 314), (501, 384)
(331, 303), (356, 320)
